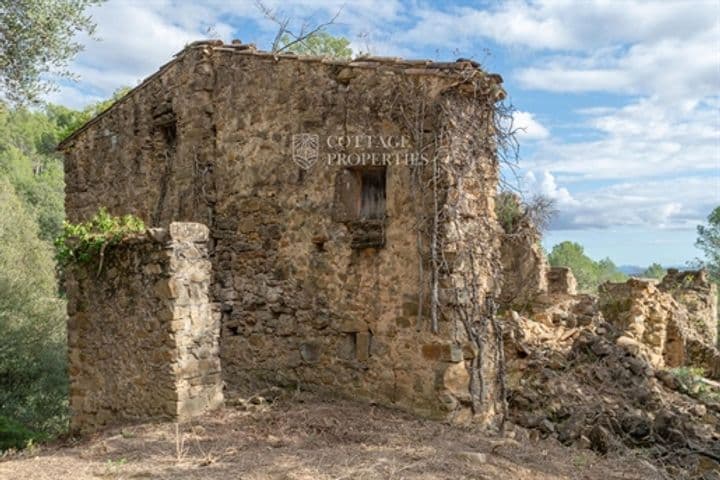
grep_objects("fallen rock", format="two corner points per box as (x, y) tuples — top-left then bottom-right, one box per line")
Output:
(690, 404), (707, 417)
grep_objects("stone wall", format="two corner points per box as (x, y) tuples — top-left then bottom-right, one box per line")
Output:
(66, 222), (223, 432)
(547, 267), (577, 295)
(599, 278), (720, 378)
(207, 48), (503, 421)
(60, 42), (506, 423)
(658, 269), (718, 347)
(499, 231), (548, 308)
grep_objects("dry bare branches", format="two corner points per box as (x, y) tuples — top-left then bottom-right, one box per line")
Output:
(395, 72), (516, 424)
(254, 0), (344, 54)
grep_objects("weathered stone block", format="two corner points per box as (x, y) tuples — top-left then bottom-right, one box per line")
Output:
(422, 343), (463, 362)
(600, 278), (720, 377)
(356, 332), (371, 362)
(547, 267), (577, 295)
(300, 342), (321, 363)
(441, 362), (471, 402)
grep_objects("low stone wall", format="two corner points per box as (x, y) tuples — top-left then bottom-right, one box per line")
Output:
(66, 222), (223, 432)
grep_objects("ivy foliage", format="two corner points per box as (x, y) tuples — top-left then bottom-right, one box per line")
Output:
(54, 207), (145, 266)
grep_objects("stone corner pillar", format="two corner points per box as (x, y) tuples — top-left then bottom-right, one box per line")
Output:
(67, 222), (222, 432)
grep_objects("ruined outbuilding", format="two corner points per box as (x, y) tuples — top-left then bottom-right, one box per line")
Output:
(498, 221), (718, 376)
(59, 40), (508, 431)
(500, 233), (720, 475)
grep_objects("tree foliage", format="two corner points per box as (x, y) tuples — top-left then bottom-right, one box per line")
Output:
(548, 241), (627, 292)
(0, 98), (92, 448)
(0, 86), (133, 448)
(0, 0), (104, 104)
(254, 1), (351, 58)
(642, 262), (666, 280)
(0, 179), (67, 446)
(0, 103), (65, 242)
(48, 86), (130, 141)
(695, 206), (720, 283)
(279, 31), (352, 58)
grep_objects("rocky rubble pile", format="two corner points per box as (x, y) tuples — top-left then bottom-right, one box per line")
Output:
(504, 301), (720, 479)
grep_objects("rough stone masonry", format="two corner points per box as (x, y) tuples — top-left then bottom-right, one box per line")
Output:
(66, 223), (223, 432)
(59, 40), (507, 430)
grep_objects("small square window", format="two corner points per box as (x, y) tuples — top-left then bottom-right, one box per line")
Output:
(332, 166), (387, 249)
(359, 168), (386, 219)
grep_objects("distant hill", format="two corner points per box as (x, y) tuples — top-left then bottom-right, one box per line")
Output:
(618, 264), (687, 276)
(618, 265), (645, 276)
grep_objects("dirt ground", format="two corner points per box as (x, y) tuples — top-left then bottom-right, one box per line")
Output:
(0, 391), (668, 480)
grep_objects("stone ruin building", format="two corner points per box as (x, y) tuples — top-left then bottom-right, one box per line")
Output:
(58, 40), (508, 431)
(58, 41), (719, 442)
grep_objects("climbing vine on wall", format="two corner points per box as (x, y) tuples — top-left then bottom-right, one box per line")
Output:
(393, 68), (517, 428)
(55, 208), (145, 272)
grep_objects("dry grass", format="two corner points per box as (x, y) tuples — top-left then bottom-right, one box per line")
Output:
(0, 391), (661, 480)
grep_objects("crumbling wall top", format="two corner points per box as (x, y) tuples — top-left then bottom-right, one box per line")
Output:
(57, 39), (505, 151)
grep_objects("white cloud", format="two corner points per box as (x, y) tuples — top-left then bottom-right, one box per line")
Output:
(385, 1), (719, 105)
(524, 96), (719, 181)
(397, 3), (572, 50)
(47, 0), (407, 106)
(78, 1), (231, 73)
(48, 0), (233, 106)
(516, 26), (720, 100)
(397, 0), (717, 52)
(44, 84), (105, 110)
(513, 111), (550, 140)
(525, 171), (718, 230)
(524, 170), (576, 205)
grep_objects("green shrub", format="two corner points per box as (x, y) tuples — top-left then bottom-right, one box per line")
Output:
(55, 207), (145, 266)
(670, 367), (720, 403)
(0, 179), (67, 449)
(0, 415), (43, 451)
(496, 191), (525, 234)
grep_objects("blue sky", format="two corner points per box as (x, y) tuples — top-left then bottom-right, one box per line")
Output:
(48, 0), (720, 267)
